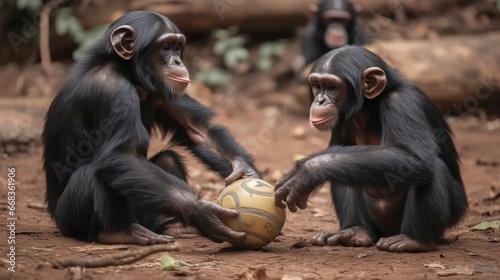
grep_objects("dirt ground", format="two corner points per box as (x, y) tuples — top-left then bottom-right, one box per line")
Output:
(0, 95), (499, 280)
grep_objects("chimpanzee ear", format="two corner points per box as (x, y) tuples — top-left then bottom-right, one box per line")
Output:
(362, 67), (386, 99)
(110, 25), (136, 60)
(309, 4), (318, 15)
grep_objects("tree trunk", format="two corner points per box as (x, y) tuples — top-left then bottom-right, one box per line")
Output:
(366, 32), (500, 112)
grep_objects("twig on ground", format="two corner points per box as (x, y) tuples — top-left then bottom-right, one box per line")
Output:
(50, 243), (180, 269)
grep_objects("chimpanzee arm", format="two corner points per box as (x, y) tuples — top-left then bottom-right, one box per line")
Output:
(276, 93), (438, 211)
(89, 84), (244, 243)
(155, 94), (260, 182)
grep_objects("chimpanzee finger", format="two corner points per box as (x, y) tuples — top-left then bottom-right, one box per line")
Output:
(207, 225), (246, 244)
(286, 195), (298, 213)
(296, 195), (310, 210)
(216, 207), (239, 219)
(219, 229), (246, 244)
(274, 188), (288, 208)
(225, 169), (244, 185)
(205, 202), (239, 219)
(285, 187), (303, 213)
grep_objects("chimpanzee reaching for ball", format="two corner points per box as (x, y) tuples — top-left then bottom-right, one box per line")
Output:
(43, 11), (260, 245)
(299, 0), (370, 73)
(275, 46), (468, 252)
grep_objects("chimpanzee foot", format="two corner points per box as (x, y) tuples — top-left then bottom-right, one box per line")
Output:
(376, 234), (437, 252)
(312, 226), (373, 247)
(97, 223), (175, 245)
(162, 220), (199, 238)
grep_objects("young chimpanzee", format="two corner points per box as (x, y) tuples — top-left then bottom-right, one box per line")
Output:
(275, 46), (468, 252)
(299, 0), (370, 73)
(43, 11), (260, 245)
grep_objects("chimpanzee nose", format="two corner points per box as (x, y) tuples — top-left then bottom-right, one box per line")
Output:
(174, 58), (181, 65)
(317, 95), (326, 105)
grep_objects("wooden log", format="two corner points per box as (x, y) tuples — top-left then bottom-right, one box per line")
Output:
(74, 0), (317, 34)
(365, 32), (500, 112)
(350, 0), (481, 16)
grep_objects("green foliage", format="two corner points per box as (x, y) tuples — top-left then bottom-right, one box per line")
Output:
(55, 7), (109, 60)
(195, 68), (232, 87)
(257, 39), (288, 71)
(194, 29), (288, 88)
(212, 29), (249, 70)
(160, 254), (191, 270)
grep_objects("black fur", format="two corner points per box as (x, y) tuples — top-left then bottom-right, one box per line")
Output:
(304, 46), (467, 244)
(42, 11), (257, 242)
(301, 0), (371, 69)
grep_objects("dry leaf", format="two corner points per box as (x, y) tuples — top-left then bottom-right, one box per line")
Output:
(470, 220), (500, 231)
(437, 266), (474, 276)
(424, 262), (445, 269)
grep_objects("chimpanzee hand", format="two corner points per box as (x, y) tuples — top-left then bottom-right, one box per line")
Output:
(274, 159), (318, 213)
(225, 158), (260, 185)
(190, 200), (246, 245)
(275, 157), (308, 187)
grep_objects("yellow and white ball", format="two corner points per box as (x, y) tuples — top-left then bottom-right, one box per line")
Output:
(217, 178), (286, 249)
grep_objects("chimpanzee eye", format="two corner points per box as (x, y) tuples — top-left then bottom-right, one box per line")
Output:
(163, 43), (169, 50)
(328, 84), (336, 91)
(175, 43), (182, 51)
(312, 82), (321, 89)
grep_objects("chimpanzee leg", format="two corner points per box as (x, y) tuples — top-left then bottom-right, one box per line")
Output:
(55, 165), (173, 245)
(150, 149), (188, 182)
(148, 149), (199, 237)
(376, 160), (460, 252)
(313, 184), (373, 247)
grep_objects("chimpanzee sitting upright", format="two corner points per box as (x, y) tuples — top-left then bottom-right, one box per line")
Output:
(43, 11), (260, 245)
(275, 46), (468, 252)
(299, 0), (370, 73)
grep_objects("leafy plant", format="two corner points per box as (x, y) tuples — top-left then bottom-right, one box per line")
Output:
(257, 39), (288, 71)
(195, 68), (232, 87)
(160, 254), (191, 270)
(55, 7), (109, 60)
(212, 29), (249, 70)
(194, 29), (250, 87)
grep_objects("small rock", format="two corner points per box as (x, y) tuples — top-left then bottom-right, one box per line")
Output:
(267, 170), (283, 183)
(292, 126), (306, 139)
(0, 110), (41, 144)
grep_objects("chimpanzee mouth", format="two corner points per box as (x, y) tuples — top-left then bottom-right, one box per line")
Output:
(310, 115), (335, 125)
(167, 75), (190, 84)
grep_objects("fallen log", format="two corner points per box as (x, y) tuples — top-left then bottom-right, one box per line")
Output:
(74, 0), (316, 34)
(350, 0), (482, 16)
(366, 32), (500, 112)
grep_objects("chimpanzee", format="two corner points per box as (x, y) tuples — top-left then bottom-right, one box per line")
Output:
(300, 0), (370, 73)
(275, 46), (468, 252)
(43, 11), (260, 245)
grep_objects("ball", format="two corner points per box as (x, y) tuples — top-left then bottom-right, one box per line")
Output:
(217, 178), (286, 249)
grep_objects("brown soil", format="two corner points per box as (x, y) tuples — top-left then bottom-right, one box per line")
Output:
(1, 97), (499, 280)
